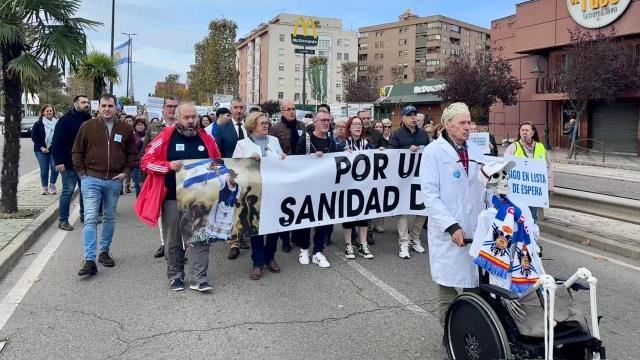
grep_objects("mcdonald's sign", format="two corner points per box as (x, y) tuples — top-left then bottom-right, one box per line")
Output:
(291, 16), (319, 46)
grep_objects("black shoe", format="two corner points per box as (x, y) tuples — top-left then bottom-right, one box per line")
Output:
(78, 260), (97, 276)
(367, 232), (375, 245)
(80, 215), (84, 223)
(58, 222), (73, 231)
(281, 243), (292, 253)
(170, 278), (185, 291)
(154, 245), (164, 258)
(190, 282), (212, 292)
(238, 238), (250, 249)
(228, 247), (240, 259)
(98, 252), (115, 267)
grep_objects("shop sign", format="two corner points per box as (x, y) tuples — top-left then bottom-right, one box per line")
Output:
(413, 84), (445, 94)
(567, 0), (631, 29)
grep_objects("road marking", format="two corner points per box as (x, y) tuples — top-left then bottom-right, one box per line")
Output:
(334, 252), (429, 317)
(0, 208), (80, 331)
(542, 237), (640, 272)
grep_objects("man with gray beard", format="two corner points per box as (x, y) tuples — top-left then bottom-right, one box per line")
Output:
(137, 102), (221, 292)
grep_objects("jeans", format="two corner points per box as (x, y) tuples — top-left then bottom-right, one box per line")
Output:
(81, 176), (122, 261)
(34, 151), (58, 188)
(530, 207), (540, 221)
(132, 167), (141, 197)
(293, 225), (332, 254)
(250, 234), (278, 268)
(59, 169), (83, 223)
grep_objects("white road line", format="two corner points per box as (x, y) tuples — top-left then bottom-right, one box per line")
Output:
(0, 208), (80, 331)
(334, 252), (429, 317)
(542, 237), (640, 272)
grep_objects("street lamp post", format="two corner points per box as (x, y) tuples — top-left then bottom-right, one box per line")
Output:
(121, 32), (138, 100)
(531, 55), (551, 150)
(109, 0), (115, 94)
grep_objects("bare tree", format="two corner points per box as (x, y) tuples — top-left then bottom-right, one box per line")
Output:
(555, 27), (639, 157)
(390, 65), (405, 85)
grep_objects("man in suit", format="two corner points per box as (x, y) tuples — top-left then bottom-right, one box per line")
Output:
(213, 97), (249, 259)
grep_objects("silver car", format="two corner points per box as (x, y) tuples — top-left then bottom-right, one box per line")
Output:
(20, 116), (38, 137)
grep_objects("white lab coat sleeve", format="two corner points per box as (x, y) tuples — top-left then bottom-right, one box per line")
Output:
(422, 148), (458, 233)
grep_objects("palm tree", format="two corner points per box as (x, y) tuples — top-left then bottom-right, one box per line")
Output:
(76, 51), (119, 100)
(0, 0), (100, 213)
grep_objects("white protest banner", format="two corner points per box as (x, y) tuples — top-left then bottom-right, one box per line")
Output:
(259, 149), (426, 234)
(90, 100), (99, 111)
(123, 105), (137, 116)
(485, 155), (549, 208)
(176, 150), (428, 241)
(469, 132), (490, 154)
(147, 96), (164, 109)
(146, 108), (162, 120)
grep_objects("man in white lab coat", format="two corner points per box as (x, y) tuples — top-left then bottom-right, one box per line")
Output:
(421, 102), (487, 325)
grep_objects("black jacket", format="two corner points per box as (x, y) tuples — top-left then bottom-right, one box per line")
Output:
(51, 108), (92, 169)
(30, 118), (47, 152)
(388, 124), (430, 149)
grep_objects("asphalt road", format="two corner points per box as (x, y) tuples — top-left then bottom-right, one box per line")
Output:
(0, 195), (638, 359)
(0, 137), (39, 177)
(554, 171), (640, 200)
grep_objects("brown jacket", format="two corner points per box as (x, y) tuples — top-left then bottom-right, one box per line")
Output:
(72, 116), (137, 179)
(269, 118), (306, 155)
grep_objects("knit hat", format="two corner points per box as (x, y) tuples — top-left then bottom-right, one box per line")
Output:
(441, 102), (470, 125)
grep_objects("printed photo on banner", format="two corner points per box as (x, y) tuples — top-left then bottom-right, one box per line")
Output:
(484, 155), (549, 208)
(176, 158), (263, 246)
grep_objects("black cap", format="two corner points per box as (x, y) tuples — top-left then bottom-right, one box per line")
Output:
(216, 107), (231, 117)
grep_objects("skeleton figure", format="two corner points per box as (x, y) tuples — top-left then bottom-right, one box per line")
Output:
(483, 167), (510, 195)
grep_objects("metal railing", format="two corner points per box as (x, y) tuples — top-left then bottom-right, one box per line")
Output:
(571, 138), (606, 162)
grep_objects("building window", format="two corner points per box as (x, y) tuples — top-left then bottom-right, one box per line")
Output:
(294, 93), (300, 102)
(344, 39), (350, 47)
(449, 24), (460, 33)
(278, 92), (284, 99)
(426, 59), (440, 67)
(318, 39), (330, 47)
(278, 48), (285, 56)
(358, 65), (368, 71)
(463, 41), (470, 48)
(318, 50), (328, 58)
(278, 77), (285, 86)
(336, 81), (341, 88)
(344, 53), (349, 61)
(375, 53), (379, 59)
(462, 29), (470, 36)
(477, 32), (483, 39)
(426, 34), (441, 41)
(295, 64), (301, 72)
(449, 48), (460, 56)
(398, 38), (408, 45)
(337, 52), (342, 61)
(279, 34), (285, 42)
(336, 94), (342, 102)
(278, 63), (285, 71)
(426, 21), (441, 29)
(450, 37), (460, 45)
(442, 36), (449, 43)
(359, 43), (368, 50)
(337, 39), (343, 46)
(398, 50), (409, 57)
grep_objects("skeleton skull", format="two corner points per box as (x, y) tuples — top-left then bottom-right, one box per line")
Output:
(479, 161), (516, 195)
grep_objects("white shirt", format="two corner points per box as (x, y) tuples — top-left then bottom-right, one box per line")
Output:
(232, 118), (247, 139)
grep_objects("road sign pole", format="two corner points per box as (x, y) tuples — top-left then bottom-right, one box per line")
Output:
(302, 45), (307, 107)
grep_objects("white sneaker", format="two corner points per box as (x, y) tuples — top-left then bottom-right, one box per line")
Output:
(345, 244), (356, 259)
(312, 252), (330, 268)
(358, 243), (374, 259)
(399, 244), (411, 259)
(410, 240), (426, 253)
(299, 249), (310, 265)
(373, 225), (384, 233)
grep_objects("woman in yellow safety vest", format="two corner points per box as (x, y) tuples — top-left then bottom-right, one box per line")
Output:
(504, 121), (555, 221)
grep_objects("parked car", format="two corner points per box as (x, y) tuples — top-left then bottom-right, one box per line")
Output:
(20, 116), (38, 138)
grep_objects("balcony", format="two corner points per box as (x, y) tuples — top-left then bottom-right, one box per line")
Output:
(535, 77), (560, 94)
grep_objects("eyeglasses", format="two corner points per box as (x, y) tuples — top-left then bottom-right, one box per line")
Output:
(258, 122), (269, 127)
(384, 125), (392, 128)
(165, 105), (178, 108)
(351, 124), (363, 128)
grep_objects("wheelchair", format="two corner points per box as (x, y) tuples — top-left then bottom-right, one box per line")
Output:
(443, 264), (606, 360)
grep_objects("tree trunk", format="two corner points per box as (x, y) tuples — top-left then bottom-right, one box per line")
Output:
(1, 43), (23, 213)
(567, 110), (581, 159)
(93, 78), (102, 100)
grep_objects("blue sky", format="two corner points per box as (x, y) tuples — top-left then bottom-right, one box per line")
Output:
(76, 0), (521, 104)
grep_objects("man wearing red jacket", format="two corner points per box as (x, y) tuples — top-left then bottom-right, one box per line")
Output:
(136, 102), (221, 292)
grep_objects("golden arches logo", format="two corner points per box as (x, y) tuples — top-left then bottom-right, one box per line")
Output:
(292, 16), (318, 38)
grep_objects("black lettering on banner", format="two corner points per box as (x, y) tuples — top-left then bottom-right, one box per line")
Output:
(364, 188), (382, 215)
(352, 154), (371, 181)
(296, 195), (316, 224)
(318, 191), (336, 221)
(413, 153), (422, 177)
(410, 184), (426, 210)
(383, 186), (400, 212)
(398, 153), (417, 178)
(373, 153), (388, 180)
(279, 197), (296, 226)
(334, 156), (350, 184)
(346, 189), (365, 217)
(338, 189), (345, 218)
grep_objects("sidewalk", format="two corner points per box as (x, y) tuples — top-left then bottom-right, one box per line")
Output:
(0, 172), (63, 278)
(547, 148), (640, 171)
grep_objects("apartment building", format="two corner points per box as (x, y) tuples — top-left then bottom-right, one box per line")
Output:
(237, 13), (357, 106)
(357, 10), (491, 84)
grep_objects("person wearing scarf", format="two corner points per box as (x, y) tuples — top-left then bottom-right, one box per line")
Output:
(504, 121), (555, 221)
(132, 117), (148, 197)
(232, 111), (286, 280)
(31, 104), (59, 195)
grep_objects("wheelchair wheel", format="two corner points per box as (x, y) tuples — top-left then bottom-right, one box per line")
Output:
(444, 293), (512, 360)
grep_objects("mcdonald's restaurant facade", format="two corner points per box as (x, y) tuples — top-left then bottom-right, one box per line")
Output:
(490, 0), (640, 155)
(374, 79), (446, 127)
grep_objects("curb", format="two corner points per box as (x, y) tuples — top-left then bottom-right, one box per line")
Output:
(539, 220), (640, 261)
(0, 198), (62, 281)
(550, 158), (640, 171)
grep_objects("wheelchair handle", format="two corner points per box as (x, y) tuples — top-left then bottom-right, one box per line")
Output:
(463, 238), (473, 245)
